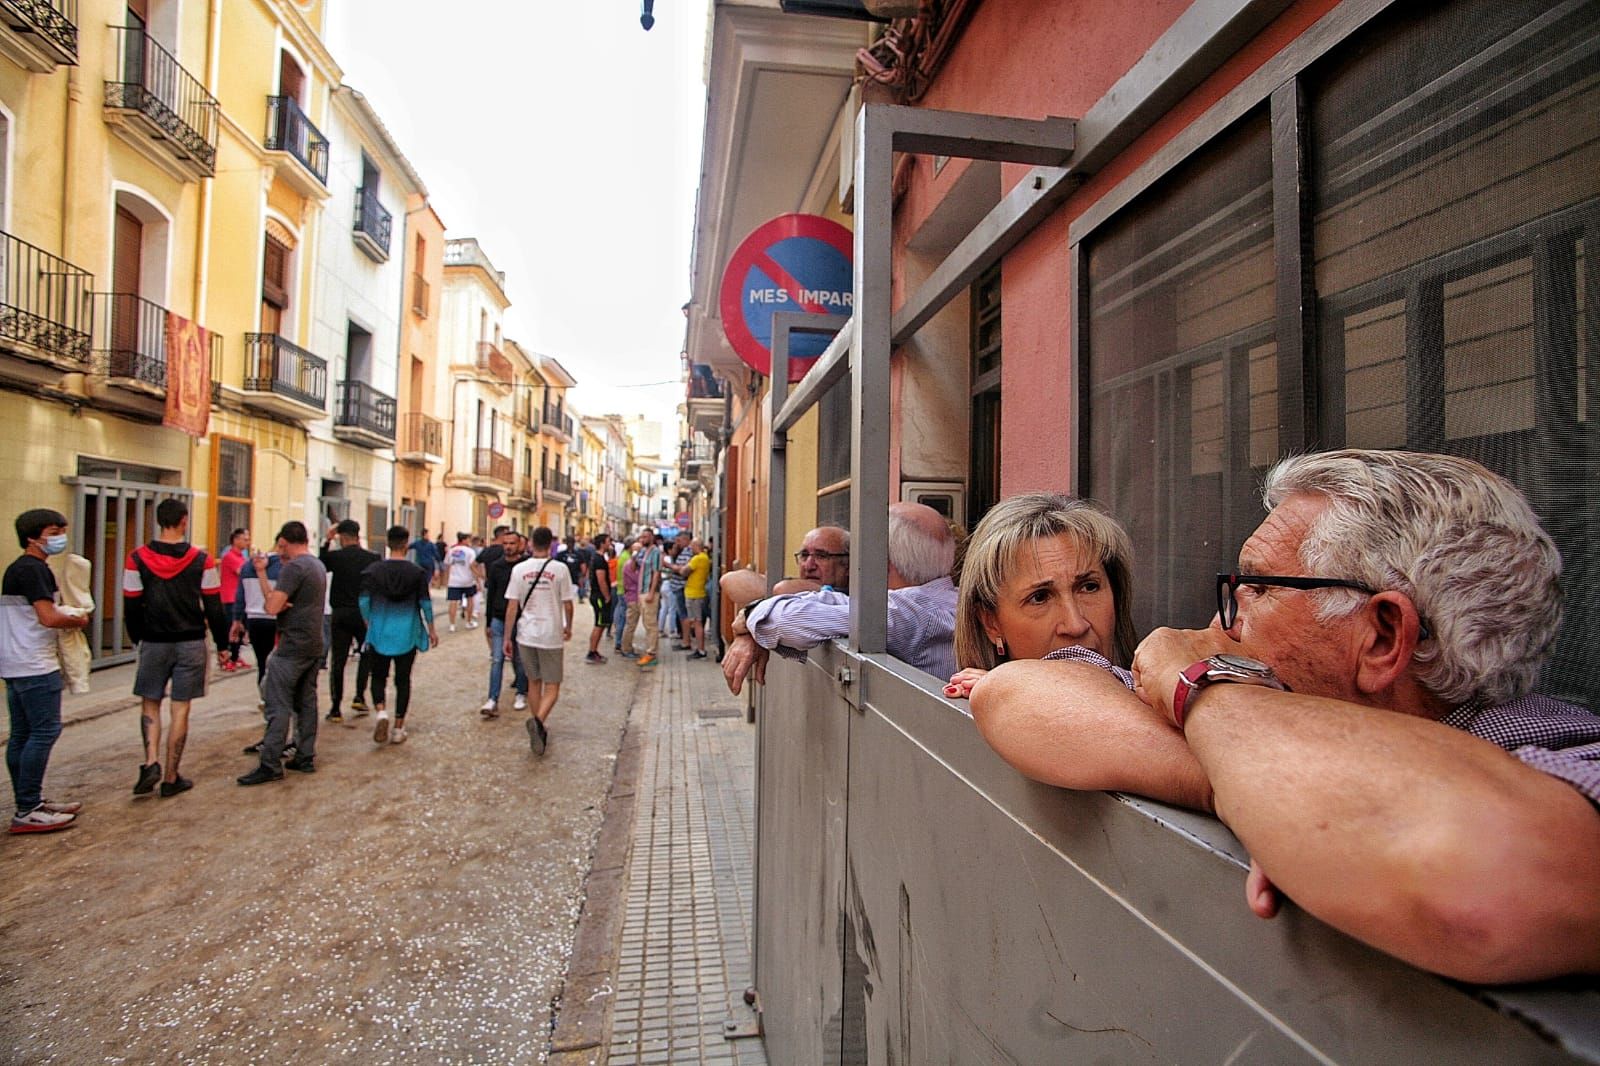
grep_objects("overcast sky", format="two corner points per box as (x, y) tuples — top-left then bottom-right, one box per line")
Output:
(326, 0), (711, 447)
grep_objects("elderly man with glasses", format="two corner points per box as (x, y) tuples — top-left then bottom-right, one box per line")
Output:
(972, 449), (1600, 985)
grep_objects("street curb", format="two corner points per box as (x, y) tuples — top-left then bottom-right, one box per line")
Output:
(546, 665), (649, 1062)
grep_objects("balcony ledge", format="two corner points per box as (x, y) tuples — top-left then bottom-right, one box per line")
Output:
(240, 386), (324, 424)
(444, 472), (513, 494)
(332, 423), (395, 450)
(102, 94), (215, 183)
(353, 228), (389, 264)
(265, 150), (331, 200)
(0, 4), (76, 72)
(396, 447), (444, 466)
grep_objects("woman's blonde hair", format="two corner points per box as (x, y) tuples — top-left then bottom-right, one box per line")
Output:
(955, 493), (1137, 669)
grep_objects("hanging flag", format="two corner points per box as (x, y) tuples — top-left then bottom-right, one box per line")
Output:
(163, 312), (211, 437)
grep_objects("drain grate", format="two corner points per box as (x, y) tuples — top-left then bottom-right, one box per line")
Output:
(697, 705), (744, 719)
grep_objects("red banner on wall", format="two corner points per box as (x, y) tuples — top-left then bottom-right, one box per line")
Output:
(163, 312), (210, 438)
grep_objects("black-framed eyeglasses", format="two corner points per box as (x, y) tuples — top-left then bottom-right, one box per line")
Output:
(1216, 573), (1432, 639)
(795, 549), (848, 563)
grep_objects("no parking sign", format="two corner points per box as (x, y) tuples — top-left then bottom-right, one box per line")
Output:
(718, 214), (853, 381)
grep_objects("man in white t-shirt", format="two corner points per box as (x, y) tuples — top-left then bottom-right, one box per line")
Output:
(503, 525), (574, 756)
(444, 532), (479, 632)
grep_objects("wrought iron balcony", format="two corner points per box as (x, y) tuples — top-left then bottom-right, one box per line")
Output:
(539, 403), (574, 441)
(104, 25), (218, 180)
(0, 229), (91, 367)
(91, 292), (169, 388)
(411, 272), (429, 317)
(472, 447), (512, 484)
(398, 411), (443, 462)
(264, 95), (328, 188)
(475, 341), (513, 387)
(333, 379), (396, 447)
(542, 469), (573, 500)
(0, 0), (77, 71)
(243, 332), (327, 417)
(352, 186), (391, 262)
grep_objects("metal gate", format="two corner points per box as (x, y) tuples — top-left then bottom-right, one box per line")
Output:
(67, 477), (194, 668)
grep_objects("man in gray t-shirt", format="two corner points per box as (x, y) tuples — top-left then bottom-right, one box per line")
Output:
(239, 522), (328, 785)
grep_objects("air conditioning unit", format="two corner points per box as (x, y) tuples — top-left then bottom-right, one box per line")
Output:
(900, 480), (965, 523)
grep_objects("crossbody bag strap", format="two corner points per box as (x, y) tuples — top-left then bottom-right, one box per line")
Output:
(519, 559), (554, 614)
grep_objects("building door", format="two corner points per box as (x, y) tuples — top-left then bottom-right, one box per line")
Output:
(71, 475), (191, 667)
(278, 50), (304, 104)
(111, 206), (142, 375)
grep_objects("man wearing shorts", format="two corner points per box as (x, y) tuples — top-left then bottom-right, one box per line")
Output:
(682, 538), (711, 660)
(123, 498), (230, 798)
(444, 532), (478, 631)
(504, 526), (574, 756)
(584, 532), (613, 665)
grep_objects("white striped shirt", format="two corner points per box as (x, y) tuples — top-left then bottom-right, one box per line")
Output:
(745, 576), (959, 681)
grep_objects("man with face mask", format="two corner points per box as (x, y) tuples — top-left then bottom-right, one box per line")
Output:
(1, 509), (90, 833)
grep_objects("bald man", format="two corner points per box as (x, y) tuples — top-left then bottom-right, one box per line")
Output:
(722, 503), (958, 693)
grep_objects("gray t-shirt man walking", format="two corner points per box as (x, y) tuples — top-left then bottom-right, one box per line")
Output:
(239, 521), (327, 785)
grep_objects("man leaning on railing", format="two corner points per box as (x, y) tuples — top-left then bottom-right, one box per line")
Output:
(971, 450), (1600, 985)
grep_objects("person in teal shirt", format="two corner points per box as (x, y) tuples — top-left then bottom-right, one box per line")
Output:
(358, 525), (439, 746)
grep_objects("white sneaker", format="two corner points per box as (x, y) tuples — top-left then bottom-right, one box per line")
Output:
(449, 623), (457, 633)
(512, 694), (528, 711)
(466, 620), (477, 629)
(390, 725), (407, 745)
(479, 698), (498, 717)
(373, 711), (390, 744)
(10, 806), (75, 834)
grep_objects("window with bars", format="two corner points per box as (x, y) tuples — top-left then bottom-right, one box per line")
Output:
(212, 437), (252, 548)
(1079, 0), (1600, 708)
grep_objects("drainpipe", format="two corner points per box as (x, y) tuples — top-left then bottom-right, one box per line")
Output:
(60, 60), (80, 257)
(194, 0), (222, 319)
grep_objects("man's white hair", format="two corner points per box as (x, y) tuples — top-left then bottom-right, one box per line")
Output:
(888, 508), (955, 587)
(1263, 449), (1562, 707)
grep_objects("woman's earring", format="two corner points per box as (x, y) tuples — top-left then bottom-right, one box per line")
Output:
(993, 638), (1006, 657)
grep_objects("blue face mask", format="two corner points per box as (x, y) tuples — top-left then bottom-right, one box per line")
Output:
(42, 534), (68, 556)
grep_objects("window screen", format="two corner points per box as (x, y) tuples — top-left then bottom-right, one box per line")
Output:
(1086, 109), (1278, 631)
(1308, 0), (1600, 706)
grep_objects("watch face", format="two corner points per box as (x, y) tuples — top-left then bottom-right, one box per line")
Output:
(1213, 654), (1271, 672)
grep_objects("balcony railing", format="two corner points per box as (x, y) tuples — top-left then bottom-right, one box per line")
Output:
(399, 411), (443, 457)
(473, 448), (512, 483)
(543, 469), (572, 497)
(334, 379), (396, 441)
(264, 95), (328, 185)
(0, 229), (91, 366)
(540, 403), (577, 440)
(513, 474), (533, 500)
(352, 186), (391, 260)
(105, 25), (218, 177)
(1, 0), (78, 67)
(243, 333), (327, 408)
(411, 272), (429, 317)
(681, 439), (716, 465)
(475, 341), (512, 387)
(91, 292), (169, 387)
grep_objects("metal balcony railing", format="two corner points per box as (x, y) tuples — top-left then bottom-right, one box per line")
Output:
(264, 95), (328, 185)
(105, 25), (218, 175)
(411, 272), (429, 317)
(475, 341), (512, 387)
(472, 448), (512, 483)
(91, 292), (169, 386)
(0, 230), (91, 366)
(334, 379), (396, 440)
(353, 186), (392, 258)
(399, 411), (443, 457)
(542, 469), (572, 496)
(0, 0), (77, 63)
(243, 332), (327, 408)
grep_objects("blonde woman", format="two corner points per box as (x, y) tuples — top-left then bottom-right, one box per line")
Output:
(945, 493), (1137, 698)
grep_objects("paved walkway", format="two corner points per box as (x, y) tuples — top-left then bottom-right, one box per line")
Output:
(551, 641), (766, 1066)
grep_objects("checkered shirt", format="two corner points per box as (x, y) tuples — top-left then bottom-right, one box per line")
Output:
(1041, 644), (1136, 690)
(1440, 695), (1600, 804)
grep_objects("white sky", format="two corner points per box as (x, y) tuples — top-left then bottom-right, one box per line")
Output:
(326, 0), (712, 449)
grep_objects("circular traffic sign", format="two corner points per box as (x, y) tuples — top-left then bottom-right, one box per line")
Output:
(487, 502), (505, 520)
(718, 214), (853, 381)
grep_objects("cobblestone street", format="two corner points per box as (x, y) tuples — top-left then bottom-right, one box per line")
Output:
(0, 603), (642, 1065)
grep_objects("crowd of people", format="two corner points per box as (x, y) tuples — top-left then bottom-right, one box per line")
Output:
(2, 504), (717, 826)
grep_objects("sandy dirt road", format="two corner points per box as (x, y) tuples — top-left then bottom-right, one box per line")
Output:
(0, 615), (637, 1065)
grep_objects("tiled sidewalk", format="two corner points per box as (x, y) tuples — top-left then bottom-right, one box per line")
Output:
(604, 647), (766, 1065)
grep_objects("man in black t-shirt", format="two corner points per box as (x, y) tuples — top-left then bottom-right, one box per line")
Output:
(1, 508), (90, 833)
(320, 519), (381, 722)
(479, 528), (529, 716)
(582, 533), (613, 666)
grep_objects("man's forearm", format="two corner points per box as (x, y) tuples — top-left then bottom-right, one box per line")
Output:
(968, 660), (1212, 809)
(1183, 686), (1600, 982)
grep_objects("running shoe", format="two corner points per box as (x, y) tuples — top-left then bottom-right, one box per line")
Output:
(326, 709), (343, 723)
(390, 726), (408, 745)
(585, 651), (606, 665)
(236, 765), (283, 786)
(526, 716), (547, 756)
(637, 654), (658, 668)
(479, 698), (499, 718)
(9, 807), (75, 833)
(350, 698), (371, 717)
(688, 651), (708, 660)
(38, 799), (82, 815)
(159, 776), (193, 798)
(512, 694), (528, 711)
(373, 711), (391, 744)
